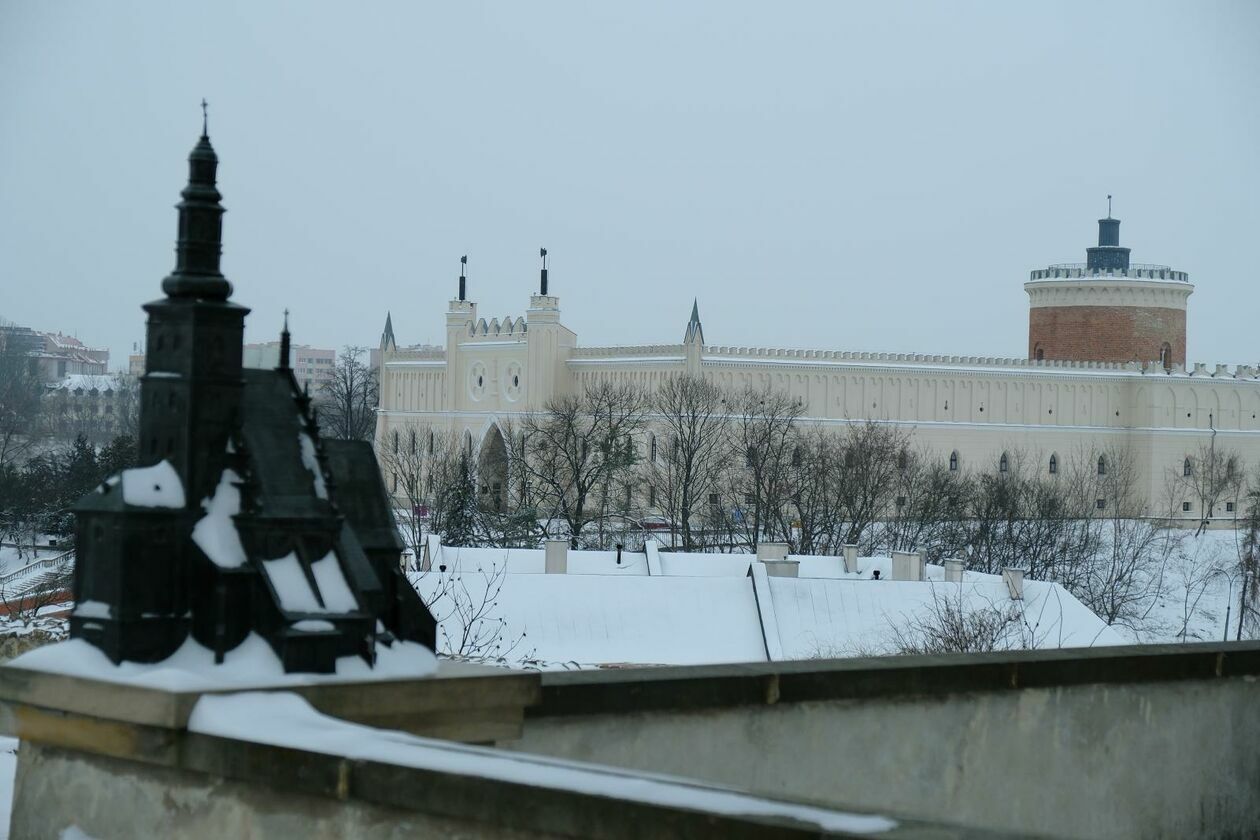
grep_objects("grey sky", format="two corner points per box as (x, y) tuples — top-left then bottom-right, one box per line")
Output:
(2, 1), (1258, 368)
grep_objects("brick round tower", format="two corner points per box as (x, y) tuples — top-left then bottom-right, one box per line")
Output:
(1026, 207), (1192, 369)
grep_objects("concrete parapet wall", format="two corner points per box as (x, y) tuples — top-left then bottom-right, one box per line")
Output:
(505, 643), (1260, 839)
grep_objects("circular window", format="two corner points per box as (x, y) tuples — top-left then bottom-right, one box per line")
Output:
(468, 362), (488, 401)
(503, 362), (523, 402)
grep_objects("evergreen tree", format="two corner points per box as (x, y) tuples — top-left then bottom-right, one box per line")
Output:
(441, 453), (480, 547)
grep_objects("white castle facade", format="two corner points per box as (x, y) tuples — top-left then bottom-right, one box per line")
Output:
(376, 215), (1260, 524)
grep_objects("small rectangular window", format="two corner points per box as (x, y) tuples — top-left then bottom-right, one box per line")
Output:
(1182, 501), (1192, 512)
(895, 496), (907, 507)
(1095, 498), (1106, 510)
(708, 493), (720, 506)
(1226, 502), (1236, 513)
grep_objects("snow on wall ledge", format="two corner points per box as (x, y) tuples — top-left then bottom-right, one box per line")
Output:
(188, 691), (897, 835)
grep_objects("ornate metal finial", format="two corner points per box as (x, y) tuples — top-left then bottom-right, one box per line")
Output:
(201, 98), (209, 136)
(1107, 194), (1112, 218)
(459, 255), (468, 302)
(539, 247), (549, 295)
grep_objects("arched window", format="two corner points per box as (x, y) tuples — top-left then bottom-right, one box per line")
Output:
(1227, 457), (1237, 479)
(1049, 453), (1058, 475)
(998, 452), (1009, 474)
(392, 430), (399, 454)
(1097, 455), (1107, 476)
(1034, 344), (1044, 361)
(792, 446), (803, 468)
(428, 429), (435, 455)
(649, 433), (657, 462)
(1184, 457), (1193, 477)
(897, 450), (908, 471)
(1160, 343), (1172, 371)
(409, 428), (416, 455)
(949, 451), (959, 472)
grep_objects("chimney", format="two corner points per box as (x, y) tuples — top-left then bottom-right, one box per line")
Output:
(1002, 567), (1025, 600)
(756, 542), (790, 562)
(545, 539), (568, 574)
(944, 559), (964, 583)
(891, 551), (923, 581)
(842, 543), (859, 574)
(763, 559), (800, 578)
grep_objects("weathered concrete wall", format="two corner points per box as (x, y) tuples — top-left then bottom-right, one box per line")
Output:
(506, 674), (1260, 839)
(12, 743), (555, 840)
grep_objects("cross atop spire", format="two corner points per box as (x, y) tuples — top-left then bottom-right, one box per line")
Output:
(684, 298), (704, 344)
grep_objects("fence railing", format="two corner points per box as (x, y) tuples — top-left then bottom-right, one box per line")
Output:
(0, 550), (74, 588)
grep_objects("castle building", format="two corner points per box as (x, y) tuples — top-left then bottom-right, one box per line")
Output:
(377, 216), (1260, 522)
(71, 123), (435, 671)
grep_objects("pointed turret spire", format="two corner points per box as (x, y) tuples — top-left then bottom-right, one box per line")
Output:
(684, 298), (704, 344)
(381, 311), (396, 351)
(279, 309), (291, 370)
(161, 104), (231, 300)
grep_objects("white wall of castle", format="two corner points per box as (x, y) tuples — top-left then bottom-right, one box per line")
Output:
(378, 293), (1260, 519)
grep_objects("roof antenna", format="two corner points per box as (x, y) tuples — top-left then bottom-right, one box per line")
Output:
(459, 255), (467, 302)
(201, 98), (209, 137)
(539, 247), (549, 295)
(279, 308), (291, 370)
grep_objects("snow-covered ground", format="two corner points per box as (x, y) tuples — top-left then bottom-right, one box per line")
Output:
(1109, 528), (1252, 644)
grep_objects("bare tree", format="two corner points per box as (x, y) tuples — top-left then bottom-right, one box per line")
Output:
(409, 557), (531, 662)
(0, 335), (43, 469)
(643, 375), (730, 550)
(509, 381), (648, 548)
(721, 387), (802, 551)
(1180, 441), (1244, 536)
(1078, 446), (1170, 630)
(318, 346), (378, 442)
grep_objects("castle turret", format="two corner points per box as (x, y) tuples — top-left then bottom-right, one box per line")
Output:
(1026, 203), (1192, 368)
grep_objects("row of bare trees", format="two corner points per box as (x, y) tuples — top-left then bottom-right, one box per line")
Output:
(379, 374), (1260, 637)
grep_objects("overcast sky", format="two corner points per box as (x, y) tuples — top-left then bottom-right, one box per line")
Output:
(2, 2), (1258, 368)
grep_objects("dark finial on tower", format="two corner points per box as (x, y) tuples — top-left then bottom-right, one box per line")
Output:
(161, 105), (231, 300)
(459, 255), (467, 302)
(279, 309), (291, 370)
(540, 247), (549, 295)
(1107, 194), (1112, 219)
(201, 98), (209, 137)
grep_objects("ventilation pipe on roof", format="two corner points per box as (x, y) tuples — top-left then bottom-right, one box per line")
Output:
(891, 551), (924, 581)
(944, 559), (965, 583)
(763, 559), (800, 578)
(1002, 567), (1026, 600)
(842, 544), (859, 574)
(756, 542), (790, 562)
(545, 539), (568, 574)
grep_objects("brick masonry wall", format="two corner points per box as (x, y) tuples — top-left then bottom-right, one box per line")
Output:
(1029, 305), (1186, 365)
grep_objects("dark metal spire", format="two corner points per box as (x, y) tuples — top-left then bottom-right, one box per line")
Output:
(684, 298), (704, 344)
(540, 247), (549, 295)
(279, 309), (291, 370)
(161, 105), (231, 300)
(459, 255), (467, 301)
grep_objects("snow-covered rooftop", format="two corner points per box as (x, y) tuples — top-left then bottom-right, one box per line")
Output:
(414, 540), (1125, 669)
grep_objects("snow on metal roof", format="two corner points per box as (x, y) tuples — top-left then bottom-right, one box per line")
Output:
(413, 540), (1123, 669)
